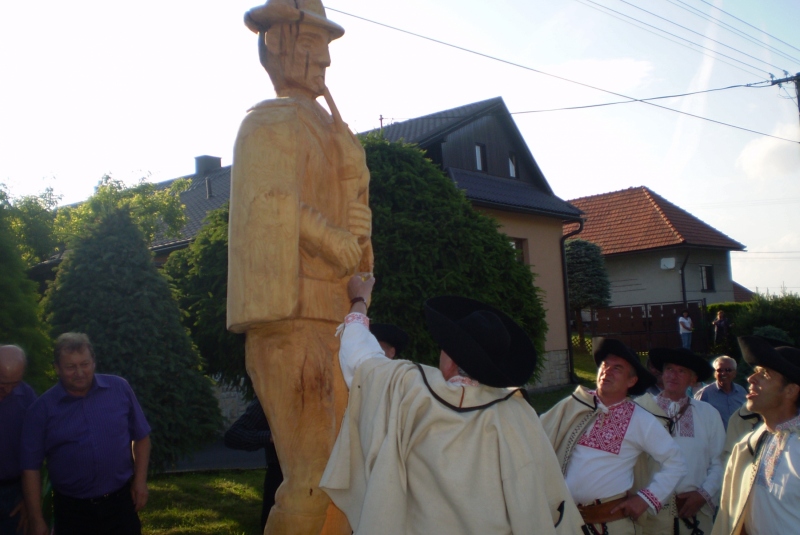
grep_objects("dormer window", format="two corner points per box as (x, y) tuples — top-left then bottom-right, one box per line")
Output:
(508, 152), (517, 178)
(475, 143), (487, 172)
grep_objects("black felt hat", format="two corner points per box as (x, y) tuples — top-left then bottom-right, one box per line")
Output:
(594, 338), (655, 396)
(369, 323), (409, 355)
(423, 296), (536, 388)
(739, 336), (800, 385)
(649, 347), (714, 383)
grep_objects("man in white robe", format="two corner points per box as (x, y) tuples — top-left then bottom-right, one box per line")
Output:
(320, 274), (586, 535)
(541, 339), (685, 535)
(712, 336), (800, 535)
(636, 347), (725, 535)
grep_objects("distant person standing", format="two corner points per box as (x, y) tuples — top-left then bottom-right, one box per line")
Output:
(0, 345), (37, 535)
(679, 310), (694, 350)
(712, 310), (731, 346)
(21, 333), (151, 535)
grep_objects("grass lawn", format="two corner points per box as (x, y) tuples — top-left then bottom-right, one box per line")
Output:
(141, 470), (265, 535)
(528, 346), (596, 414)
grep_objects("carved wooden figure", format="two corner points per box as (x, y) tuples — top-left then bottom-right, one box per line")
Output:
(227, 1), (372, 533)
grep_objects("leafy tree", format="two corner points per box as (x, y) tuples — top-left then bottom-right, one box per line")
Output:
(167, 135), (548, 386)
(5, 176), (189, 268)
(163, 205), (247, 394)
(365, 134), (547, 375)
(565, 239), (611, 349)
(0, 189), (53, 391)
(43, 208), (221, 470)
(733, 291), (800, 348)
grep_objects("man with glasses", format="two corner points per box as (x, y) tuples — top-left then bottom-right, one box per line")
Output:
(695, 356), (746, 430)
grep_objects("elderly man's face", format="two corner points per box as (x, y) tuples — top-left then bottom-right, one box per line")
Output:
(714, 359), (736, 388)
(279, 24), (331, 96)
(0, 364), (24, 400)
(56, 347), (95, 397)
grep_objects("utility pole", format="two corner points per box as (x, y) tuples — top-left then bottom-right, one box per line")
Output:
(771, 72), (800, 123)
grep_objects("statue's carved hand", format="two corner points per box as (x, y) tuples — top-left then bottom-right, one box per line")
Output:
(348, 202), (371, 242)
(321, 227), (362, 277)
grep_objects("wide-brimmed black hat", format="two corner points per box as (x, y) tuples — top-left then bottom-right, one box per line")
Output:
(649, 347), (714, 383)
(594, 338), (655, 396)
(424, 296), (536, 388)
(739, 335), (800, 385)
(245, 0), (345, 38)
(370, 323), (409, 355)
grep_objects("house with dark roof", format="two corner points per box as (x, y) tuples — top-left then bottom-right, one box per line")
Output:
(377, 97), (583, 387)
(150, 97), (584, 388)
(565, 186), (751, 306)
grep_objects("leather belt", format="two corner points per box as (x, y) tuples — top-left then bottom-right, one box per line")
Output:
(578, 495), (628, 525)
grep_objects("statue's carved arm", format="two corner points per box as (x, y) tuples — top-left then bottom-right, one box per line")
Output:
(299, 203), (362, 277)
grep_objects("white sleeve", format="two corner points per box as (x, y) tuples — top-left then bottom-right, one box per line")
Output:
(633, 408), (687, 514)
(698, 405), (726, 506)
(338, 314), (390, 388)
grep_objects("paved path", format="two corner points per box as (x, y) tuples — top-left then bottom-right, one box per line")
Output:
(169, 438), (265, 473)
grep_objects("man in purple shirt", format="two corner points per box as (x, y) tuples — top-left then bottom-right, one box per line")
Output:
(0, 345), (37, 535)
(21, 333), (151, 535)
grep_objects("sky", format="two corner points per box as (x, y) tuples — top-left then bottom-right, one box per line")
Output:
(1, 0), (799, 294)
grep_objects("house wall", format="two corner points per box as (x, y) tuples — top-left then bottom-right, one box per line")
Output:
(480, 208), (571, 388)
(605, 248), (736, 306)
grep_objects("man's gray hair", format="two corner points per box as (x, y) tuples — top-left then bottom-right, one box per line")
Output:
(713, 355), (736, 370)
(0, 344), (27, 365)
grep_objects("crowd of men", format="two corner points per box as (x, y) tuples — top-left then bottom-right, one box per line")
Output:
(3, 281), (800, 534)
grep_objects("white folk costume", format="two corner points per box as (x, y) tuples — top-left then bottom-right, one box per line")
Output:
(635, 393), (725, 535)
(541, 386), (685, 535)
(712, 415), (800, 535)
(320, 314), (585, 535)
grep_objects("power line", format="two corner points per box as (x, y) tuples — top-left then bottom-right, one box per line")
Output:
(733, 251), (800, 254)
(511, 82), (768, 114)
(666, 0), (800, 67)
(574, 0), (764, 78)
(611, 0), (790, 73)
(328, 7), (799, 144)
(697, 0), (800, 55)
(578, 0), (771, 76)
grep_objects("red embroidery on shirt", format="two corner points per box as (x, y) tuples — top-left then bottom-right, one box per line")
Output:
(577, 400), (635, 454)
(344, 313), (369, 328)
(638, 488), (662, 513)
(655, 394), (695, 437)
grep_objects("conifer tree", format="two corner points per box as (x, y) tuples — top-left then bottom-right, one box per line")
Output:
(0, 193), (52, 391)
(43, 208), (221, 469)
(565, 239), (611, 349)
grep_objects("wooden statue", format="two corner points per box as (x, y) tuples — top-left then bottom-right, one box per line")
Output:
(227, 1), (372, 533)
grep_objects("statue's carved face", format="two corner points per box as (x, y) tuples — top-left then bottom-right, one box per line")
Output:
(266, 23), (331, 97)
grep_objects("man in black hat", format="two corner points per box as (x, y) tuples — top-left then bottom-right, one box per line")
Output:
(369, 324), (408, 360)
(712, 336), (800, 535)
(540, 338), (685, 535)
(635, 348), (724, 535)
(319, 274), (584, 534)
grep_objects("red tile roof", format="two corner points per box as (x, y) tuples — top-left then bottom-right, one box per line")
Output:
(564, 186), (745, 255)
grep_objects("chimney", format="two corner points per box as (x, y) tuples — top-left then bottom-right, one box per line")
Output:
(195, 155), (221, 177)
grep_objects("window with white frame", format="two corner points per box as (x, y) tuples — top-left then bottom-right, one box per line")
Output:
(475, 143), (487, 172)
(700, 265), (715, 291)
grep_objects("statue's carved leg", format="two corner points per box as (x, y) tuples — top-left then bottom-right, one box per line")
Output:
(246, 320), (351, 535)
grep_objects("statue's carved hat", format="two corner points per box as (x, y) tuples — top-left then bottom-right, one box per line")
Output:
(245, 0), (344, 40)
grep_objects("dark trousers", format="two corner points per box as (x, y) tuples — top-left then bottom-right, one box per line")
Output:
(261, 462), (284, 531)
(53, 482), (141, 535)
(0, 480), (22, 535)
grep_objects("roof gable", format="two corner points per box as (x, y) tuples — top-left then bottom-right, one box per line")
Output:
(377, 97), (505, 146)
(566, 186), (745, 255)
